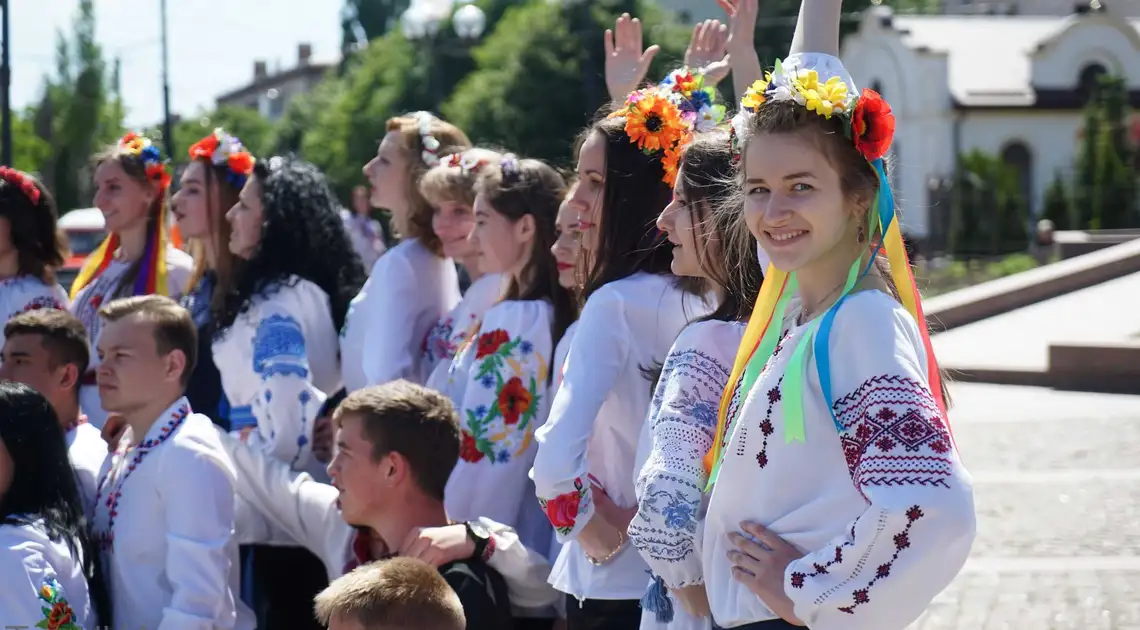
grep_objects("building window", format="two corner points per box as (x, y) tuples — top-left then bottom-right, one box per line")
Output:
(1078, 63), (1107, 99)
(1001, 141), (1034, 216)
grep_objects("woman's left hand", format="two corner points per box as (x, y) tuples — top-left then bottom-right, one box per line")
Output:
(727, 521), (807, 626)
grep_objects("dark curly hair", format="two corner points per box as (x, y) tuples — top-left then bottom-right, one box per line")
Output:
(213, 157), (367, 336)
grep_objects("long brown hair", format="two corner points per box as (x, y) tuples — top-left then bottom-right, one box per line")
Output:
(183, 160), (242, 316)
(0, 172), (67, 284)
(91, 143), (168, 298)
(385, 114), (471, 256)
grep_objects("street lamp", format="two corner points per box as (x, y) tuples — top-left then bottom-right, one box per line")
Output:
(400, 0), (487, 108)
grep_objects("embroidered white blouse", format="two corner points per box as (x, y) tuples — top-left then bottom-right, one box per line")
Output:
(67, 420), (107, 520)
(703, 290), (976, 629)
(439, 299), (553, 552)
(0, 520), (95, 629)
(0, 275), (68, 346)
(542, 319), (577, 565)
(630, 320), (744, 630)
(70, 247), (194, 429)
(532, 272), (710, 601)
(218, 431), (562, 612)
(340, 238), (461, 392)
(211, 277), (341, 481)
(424, 272), (503, 386)
(92, 397), (253, 630)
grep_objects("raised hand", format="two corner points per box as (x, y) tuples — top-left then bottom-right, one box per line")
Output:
(685, 19), (730, 85)
(604, 13), (660, 102)
(718, 0), (759, 58)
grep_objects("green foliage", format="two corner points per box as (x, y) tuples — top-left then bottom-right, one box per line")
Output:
(11, 109), (52, 175)
(1072, 74), (1139, 229)
(949, 150), (1029, 257)
(1041, 170), (1072, 231)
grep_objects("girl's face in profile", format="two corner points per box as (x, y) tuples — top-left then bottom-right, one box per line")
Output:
(570, 132), (606, 253)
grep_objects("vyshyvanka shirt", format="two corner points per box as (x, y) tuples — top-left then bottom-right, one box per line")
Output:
(218, 431), (562, 613)
(67, 419), (106, 520)
(70, 246), (194, 428)
(438, 299), (554, 552)
(424, 272), (503, 386)
(629, 320), (744, 630)
(340, 238), (460, 392)
(211, 276), (341, 482)
(92, 397), (253, 630)
(0, 275), (68, 346)
(703, 290), (975, 629)
(532, 272), (711, 601)
(0, 520), (95, 629)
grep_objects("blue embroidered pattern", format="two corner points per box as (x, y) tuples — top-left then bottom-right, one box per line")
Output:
(629, 344), (731, 584)
(253, 314), (309, 379)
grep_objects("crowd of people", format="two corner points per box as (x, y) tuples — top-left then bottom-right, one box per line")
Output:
(0, 0), (977, 629)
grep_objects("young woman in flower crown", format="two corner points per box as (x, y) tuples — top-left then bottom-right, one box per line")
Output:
(420, 148), (506, 387)
(0, 168), (69, 347)
(172, 128), (254, 429)
(627, 130), (765, 630)
(0, 381), (111, 629)
(700, 1), (975, 628)
(340, 112), (471, 392)
(530, 71), (720, 629)
(69, 132), (194, 429)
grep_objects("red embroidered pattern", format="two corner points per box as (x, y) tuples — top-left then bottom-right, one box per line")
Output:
(789, 523), (856, 588)
(832, 374), (953, 494)
(754, 377), (782, 468)
(837, 505), (925, 614)
(93, 404), (189, 551)
(21, 295), (63, 313)
(540, 476), (588, 536)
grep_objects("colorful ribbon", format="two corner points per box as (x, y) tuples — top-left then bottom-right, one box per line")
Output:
(704, 158), (949, 489)
(70, 212), (172, 300)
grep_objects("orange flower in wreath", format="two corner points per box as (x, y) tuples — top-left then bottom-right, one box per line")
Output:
(851, 88), (895, 161)
(661, 143), (683, 187)
(188, 135), (220, 161)
(625, 93), (687, 154)
(228, 151), (255, 177)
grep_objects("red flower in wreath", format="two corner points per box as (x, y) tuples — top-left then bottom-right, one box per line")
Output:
(542, 486), (583, 530)
(188, 135), (220, 161)
(228, 151), (255, 176)
(851, 88), (895, 161)
(475, 329), (510, 358)
(497, 377), (533, 425)
(459, 431), (484, 463)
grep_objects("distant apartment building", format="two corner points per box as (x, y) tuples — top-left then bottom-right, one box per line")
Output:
(215, 44), (334, 121)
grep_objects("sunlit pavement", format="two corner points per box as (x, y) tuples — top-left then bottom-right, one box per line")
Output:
(909, 383), (1140, 629)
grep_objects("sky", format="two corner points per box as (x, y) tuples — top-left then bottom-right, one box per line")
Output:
(12, 0), (343, 128)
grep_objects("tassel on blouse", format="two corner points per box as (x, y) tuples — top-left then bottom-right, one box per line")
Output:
(640, 574), (674, 624)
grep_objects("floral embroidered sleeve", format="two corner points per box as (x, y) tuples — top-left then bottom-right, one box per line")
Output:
(629, 322), (738, 589)
(532, 288), (631, 541)
(248, 302), (327, 472)
(447, 300), (553, 525)
(783, 294), (976, 630)
(0, 528), (85, 629)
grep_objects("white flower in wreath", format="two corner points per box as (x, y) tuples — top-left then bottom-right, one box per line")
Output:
(695, 105), (719, 133)
(422, 150), (441, 166)
(459, 154), (482, 173)
(422, 135), (441, 152)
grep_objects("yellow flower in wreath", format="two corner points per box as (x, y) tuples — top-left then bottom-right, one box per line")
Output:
(798, 75), (850, 119)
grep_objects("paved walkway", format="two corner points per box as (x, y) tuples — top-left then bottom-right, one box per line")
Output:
(932, 272), (1140, 373)
(908, 382), (1140, 629)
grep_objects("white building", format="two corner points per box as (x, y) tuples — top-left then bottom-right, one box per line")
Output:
(841, 4), (1140, 244)
(215, 44), (335, 122)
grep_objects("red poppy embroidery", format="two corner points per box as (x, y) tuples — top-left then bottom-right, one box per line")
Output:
(36, 577), (79, 630)
(540, 477), (587, 535)
(459, 431), (485, 463)
(498, 377), (533, 425)
(475, 329), (510, 358)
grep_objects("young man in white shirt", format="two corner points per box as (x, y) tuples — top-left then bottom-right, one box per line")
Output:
(92, 294), (252, 629)
(315, 557), (466, 630)
(0, 308), (106, 518)
(221, 380), (559, 627)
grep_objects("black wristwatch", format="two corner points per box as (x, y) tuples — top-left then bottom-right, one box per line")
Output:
(465, 520), (495, 563)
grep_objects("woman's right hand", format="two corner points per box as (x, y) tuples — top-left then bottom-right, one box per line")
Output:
(670, 584), (712, 618)
(718, 0), (760, 59)
(604, 13), (659, 102)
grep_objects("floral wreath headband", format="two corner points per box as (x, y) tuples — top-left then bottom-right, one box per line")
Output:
(188, 128), (256, 189)
(705, 53), (948, 489)
(410, 111), (442, 167)
(0, 166), (41, 205)
(609, 67), (727, 186)
(118, 132), (172, 190)
(444, 151), (490, 175)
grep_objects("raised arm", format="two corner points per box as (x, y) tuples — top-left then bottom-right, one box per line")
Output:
(789, 0), (841, 57)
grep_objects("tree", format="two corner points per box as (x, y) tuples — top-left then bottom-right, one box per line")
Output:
(1071, 74), (1139, 229)
(33, 0), (121, 213)
(11, 109), (51, 175)
(1041, 170), (1072, 231)
(950, 150), (1029, 257)
(443, 0), (690, 164)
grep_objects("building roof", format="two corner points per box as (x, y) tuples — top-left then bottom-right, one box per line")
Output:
(863, 7), (1140, 106)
